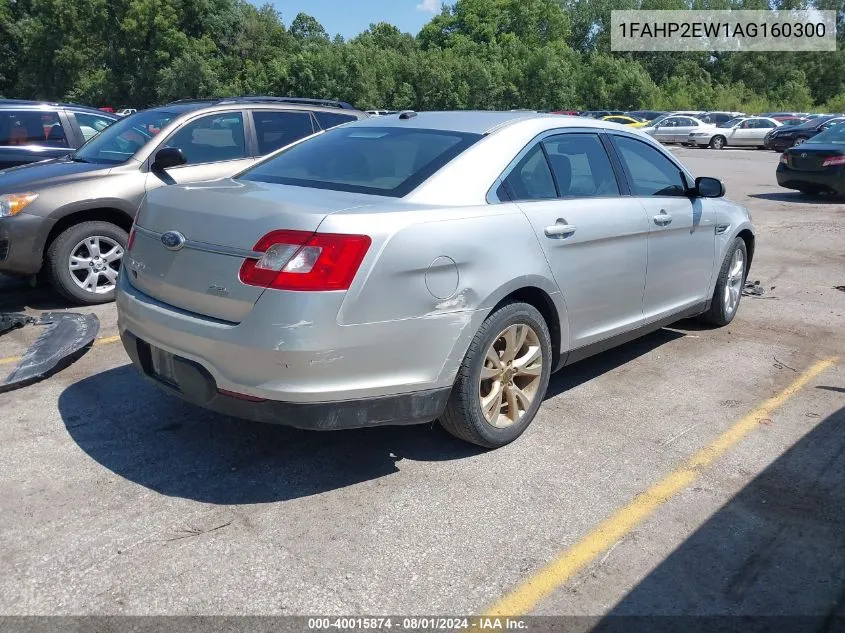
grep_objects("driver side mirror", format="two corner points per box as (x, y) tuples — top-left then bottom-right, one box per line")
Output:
(151, 147), (186, 172)
(695, 176), (725, 198)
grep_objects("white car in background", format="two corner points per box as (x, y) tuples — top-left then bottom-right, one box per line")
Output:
(116, 108), (137, 117)
(686, 116), (782, 149)
(641, 115), (712, 144)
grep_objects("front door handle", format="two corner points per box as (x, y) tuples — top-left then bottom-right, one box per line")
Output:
(653, 211), (673, 226)
(544, 222), (577, 238)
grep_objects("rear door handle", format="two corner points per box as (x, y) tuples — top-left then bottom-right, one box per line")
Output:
(653, 211), (673, 226)
(544, 223), (577, 238)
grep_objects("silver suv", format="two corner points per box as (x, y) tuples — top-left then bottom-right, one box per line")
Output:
(0, 97), (367, 303)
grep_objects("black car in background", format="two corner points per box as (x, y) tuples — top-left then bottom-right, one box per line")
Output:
(0, 100), (118, 169)
(764, 115), (845, 151)
(627, 110), (667, 122)
(776, 122), (845, 195)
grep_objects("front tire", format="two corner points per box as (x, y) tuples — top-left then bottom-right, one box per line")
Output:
(699, 237), (747, 327)
(709, 135), (726, 150)
(46, 221), (127, 304)
(440, 302), (552, 448)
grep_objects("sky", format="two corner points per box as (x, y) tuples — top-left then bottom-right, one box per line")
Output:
(262, 0), (442, 39)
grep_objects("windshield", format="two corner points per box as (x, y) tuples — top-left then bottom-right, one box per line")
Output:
(73, 110), (178, 164)
(718, 118), (744, 128)
(650, 115), (670, 126)
(805, 122), (845, 144)
(239, 126), (483, 197)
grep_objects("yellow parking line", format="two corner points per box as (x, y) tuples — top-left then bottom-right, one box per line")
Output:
(0, 334), (121, 366)
(485, 356), (838, 617)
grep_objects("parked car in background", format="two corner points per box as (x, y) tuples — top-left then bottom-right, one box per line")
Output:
(626, 110), (666, 122)
(776, 121), (845, 196)
(552, 110), (580, 116)
(116, 108), (137, 117)
(365, 110), (396, 116)
(699, 111), (745, 125)
(0, 96), (367, 304)
(98, 107), (115, 113)
(117, 111), (754, 448)
(601, 115), (648, 128)
(641, 115), (711, 144)
(580, 110), (625, 119)
(687, 116), (781, 149)
(0, 100), (117, 169)
(765, 115), (845, 151)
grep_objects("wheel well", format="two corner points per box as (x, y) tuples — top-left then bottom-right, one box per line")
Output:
(496, 287), (562, 368)
(45, 208), (133, 253)
(738, 229), (755, 267)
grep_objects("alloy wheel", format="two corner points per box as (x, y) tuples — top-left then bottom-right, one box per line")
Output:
(68, 235), (124, 294)
(478, 323), (544, 429)
(723, 248), (745, 316)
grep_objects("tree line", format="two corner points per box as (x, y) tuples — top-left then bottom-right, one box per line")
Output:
(1, 0), (844, 113)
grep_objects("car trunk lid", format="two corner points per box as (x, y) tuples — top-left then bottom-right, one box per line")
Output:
(787, 144), (845, 171)
(126, 180), (376, 322)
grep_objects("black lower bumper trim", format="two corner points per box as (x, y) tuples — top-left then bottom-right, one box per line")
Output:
(121, 330), (452, 431)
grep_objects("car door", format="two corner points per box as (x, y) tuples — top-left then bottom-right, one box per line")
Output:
(500, 131), (650, 349)
(749, 118), (777, 145)
(144, 111), (255, 192)
(728, 120), (757, 146)
(610, 134), (716, 321)
(652, 116), (679, 143)
(672, 117), (698, 143)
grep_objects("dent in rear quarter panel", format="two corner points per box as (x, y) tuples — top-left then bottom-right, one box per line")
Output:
(323, 203), (568, 385)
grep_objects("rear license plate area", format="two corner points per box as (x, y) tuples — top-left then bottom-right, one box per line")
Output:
(149, 345), (179, 388)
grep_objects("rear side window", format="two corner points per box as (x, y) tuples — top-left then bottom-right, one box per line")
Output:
(501, 144), (557, 201)
(613, 135), (688, 197)
(164, 112), (247, 164)
(252, 111), (315, 155)
(0, 110), (66, 147)
(314, 111), (359, 130)
(543, 134), (620, 198)
(239, 126), (482, 197)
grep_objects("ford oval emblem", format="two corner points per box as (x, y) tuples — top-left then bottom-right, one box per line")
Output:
(161, 231), (186, 251)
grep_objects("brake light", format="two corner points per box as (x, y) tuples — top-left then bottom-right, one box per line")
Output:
(239, 230), (371, 291)
(822, 155), (845, 167)
(779, 153), (788, 165)
(127, 226), (136, 251)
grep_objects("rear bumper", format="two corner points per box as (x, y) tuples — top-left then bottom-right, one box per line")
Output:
(776, 165), (845, 194)
(121, 329), (450, 429)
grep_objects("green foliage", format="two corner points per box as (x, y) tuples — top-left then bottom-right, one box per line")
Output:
(0, 0), (836, 112)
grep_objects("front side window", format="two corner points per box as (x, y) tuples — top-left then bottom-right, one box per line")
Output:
(73, 112), (115, 142)
(613, 135), (688, 197)
(542, 133), (620, 198)
(501, 144), (557, 201)
(252, 111), (315, 156)
(163, 112), (247, 165)
(240, 126), (481, 198)
(74, 109), (179, 164)
(0, 110), (65, 147)
(719, 118), (743, 128)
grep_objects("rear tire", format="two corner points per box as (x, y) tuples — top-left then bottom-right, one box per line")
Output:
(709, 135), (726, 150)
(47, 221), (127, 305)
(699, 237), (748, 327)
(440, 302), (552, 449)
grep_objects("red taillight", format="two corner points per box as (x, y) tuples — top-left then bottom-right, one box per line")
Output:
(239, 230), (371, 291)
(779, 153), (788, 165)
(822, 155), (845, 167)
(126, 226), (136, 251)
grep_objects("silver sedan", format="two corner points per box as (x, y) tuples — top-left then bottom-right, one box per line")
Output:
(117, 112), (755, 448)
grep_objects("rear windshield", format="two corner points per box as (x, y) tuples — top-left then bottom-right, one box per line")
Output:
(73, 110), (179, 164)
(805, 122), (845, 144)
(239, 126), (482, 197)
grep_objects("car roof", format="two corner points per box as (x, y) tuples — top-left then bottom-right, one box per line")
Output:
(342, 110), (554, 134)
(0, 99), (117, 117)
